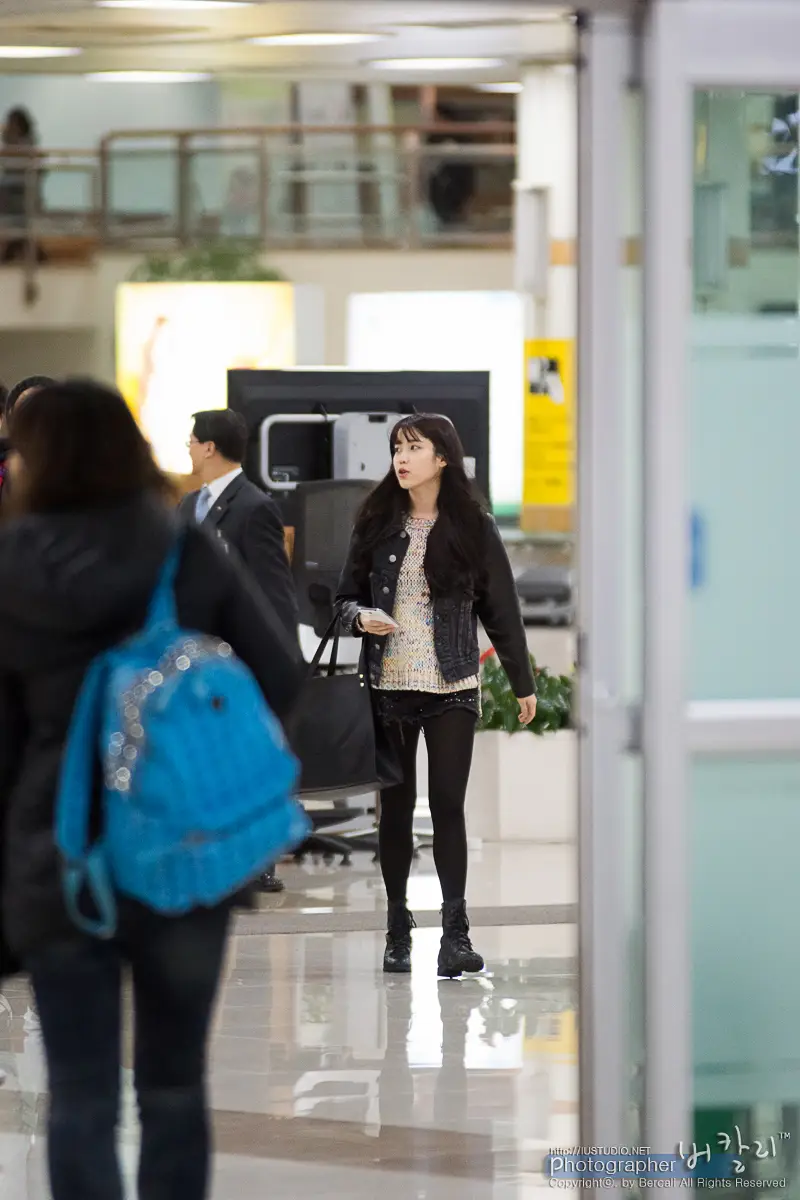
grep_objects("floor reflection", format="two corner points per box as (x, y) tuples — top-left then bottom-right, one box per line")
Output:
(0, 927), (577, 1197)
(253, 843), (577, 916)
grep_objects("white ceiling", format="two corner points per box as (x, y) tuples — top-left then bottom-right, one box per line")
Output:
(0, 0), (579, 81)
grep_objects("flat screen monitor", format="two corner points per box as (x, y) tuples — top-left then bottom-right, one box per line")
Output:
(227, 369), (492, 518)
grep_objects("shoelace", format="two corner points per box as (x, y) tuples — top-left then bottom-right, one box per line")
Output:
(444, 911), (473, 952)
(389, 911), (416, 941)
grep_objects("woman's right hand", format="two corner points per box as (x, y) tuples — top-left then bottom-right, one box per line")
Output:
(358, 613), (396, 637)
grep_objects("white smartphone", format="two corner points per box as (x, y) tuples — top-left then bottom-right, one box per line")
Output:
(359, 608), (399, 631)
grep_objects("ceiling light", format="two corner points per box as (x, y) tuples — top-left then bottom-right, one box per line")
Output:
(370, 57), (506, 72)
(86, 70), (211, 82)
(477, 82), (522, 94)
(96, 1), (251, 9)
(250, 32), (385, 47)
(0, 46), (81, 59)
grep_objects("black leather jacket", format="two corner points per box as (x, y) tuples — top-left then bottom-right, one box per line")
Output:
(0, 499), (301, 959)
(337, 516), (536, 699)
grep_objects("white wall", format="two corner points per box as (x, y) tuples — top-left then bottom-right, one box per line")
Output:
(0, 330), (96, 392)
(517, 66), (576, 343)
(347, 290), (526, 509)
(0, 75), (219, 148)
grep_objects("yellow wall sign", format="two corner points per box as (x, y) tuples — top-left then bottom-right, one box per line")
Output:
(523, 338), (575, 509)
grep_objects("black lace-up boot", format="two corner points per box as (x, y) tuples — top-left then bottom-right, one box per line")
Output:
(383, 901), (416, 973)
(437, 899), (485, 978)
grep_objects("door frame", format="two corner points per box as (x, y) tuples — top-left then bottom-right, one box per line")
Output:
(639, 0), (800, 1153)
(576, 8), (634, 1149)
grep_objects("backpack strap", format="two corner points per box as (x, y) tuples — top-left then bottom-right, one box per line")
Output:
(56, 655), (118, 939)
(145, 529), (185, 631)
(57, 530), (185, 939)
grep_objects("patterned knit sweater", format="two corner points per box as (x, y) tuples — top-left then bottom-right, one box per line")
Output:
(378, 516), (478, 694)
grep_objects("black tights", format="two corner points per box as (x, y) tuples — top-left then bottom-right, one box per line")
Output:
(379, 707), (477, 904)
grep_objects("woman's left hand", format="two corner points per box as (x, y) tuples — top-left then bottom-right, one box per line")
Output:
(517, 695), (537, 726)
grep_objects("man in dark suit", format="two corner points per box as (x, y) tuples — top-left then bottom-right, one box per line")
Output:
(182, 410), (298, 640)
(182, 409), (299, 894)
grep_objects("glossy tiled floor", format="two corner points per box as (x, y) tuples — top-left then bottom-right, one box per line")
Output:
(0, 921), (577, 1199)
(0, 592), (577, 1195)
(251, 842), (577, 921)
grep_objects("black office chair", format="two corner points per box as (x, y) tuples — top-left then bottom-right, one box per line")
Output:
(291, 480), (378, 864)
(291, 478), (374, 634)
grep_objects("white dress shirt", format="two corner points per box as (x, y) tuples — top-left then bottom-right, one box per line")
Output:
(204, 466), (243, 508)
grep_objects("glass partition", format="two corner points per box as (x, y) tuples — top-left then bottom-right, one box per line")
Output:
(690, 86), (800, 1193)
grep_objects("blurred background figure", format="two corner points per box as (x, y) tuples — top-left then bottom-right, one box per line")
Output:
(0, 378), (301, 1200)
(182, 408), (299, 894)
(0, 107), (42, 263)
(426, 103), (477, 229)
(220, 166), (260, 238)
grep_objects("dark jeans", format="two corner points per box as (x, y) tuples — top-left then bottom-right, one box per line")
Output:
(26, 903), (230, 1200)
(378, 697), (478, 904)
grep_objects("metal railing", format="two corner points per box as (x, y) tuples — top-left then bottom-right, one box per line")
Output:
(0, 122), (516, 262)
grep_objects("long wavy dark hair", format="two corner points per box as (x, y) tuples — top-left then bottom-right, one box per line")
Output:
(352, 414), (488, 596)
(7, 378), (174, 514)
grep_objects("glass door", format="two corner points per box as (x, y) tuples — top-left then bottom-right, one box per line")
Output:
(641, 0), (800, 1181)
(689, 87), (800, 1189)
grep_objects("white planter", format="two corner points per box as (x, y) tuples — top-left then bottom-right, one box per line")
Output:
(466, 729), (576, 843)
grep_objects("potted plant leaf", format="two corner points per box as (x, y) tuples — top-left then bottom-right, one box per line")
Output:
(128, 241), (287, 283)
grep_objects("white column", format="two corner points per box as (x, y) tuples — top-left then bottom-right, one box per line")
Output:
(295, 83), (360, 239)
(515, 64), (577, 340)
(576, 13), (630, 1149)
(641, 0), (692, 1155)
(217, 79), (293, 236)
(365, 83), (400, 236)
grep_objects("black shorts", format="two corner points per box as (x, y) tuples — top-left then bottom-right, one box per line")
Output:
(375, 687), (480, 727)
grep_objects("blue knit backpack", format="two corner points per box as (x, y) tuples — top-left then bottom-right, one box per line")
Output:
(55, 533), (309, 938)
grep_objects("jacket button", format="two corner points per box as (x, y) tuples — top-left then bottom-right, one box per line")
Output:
(383, 586), (390, 595)
(389, 555), (397, 563)
(400, 532), (407, 539)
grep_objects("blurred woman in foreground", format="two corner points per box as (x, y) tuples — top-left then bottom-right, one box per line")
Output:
(0, 379), (300, 1200)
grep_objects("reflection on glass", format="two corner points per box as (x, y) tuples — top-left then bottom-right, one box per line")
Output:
(694, 91), (800, 314)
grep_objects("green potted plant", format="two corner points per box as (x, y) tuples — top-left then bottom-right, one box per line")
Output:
(466, 649), (576, 844)
(478, 648), (573, 737)
(128, 241), (286, 283)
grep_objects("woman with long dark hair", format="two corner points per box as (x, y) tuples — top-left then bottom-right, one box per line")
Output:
(0, 107), (41, 262)
(0, 379), (300, 1200)
(338, 415), (536, 978)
